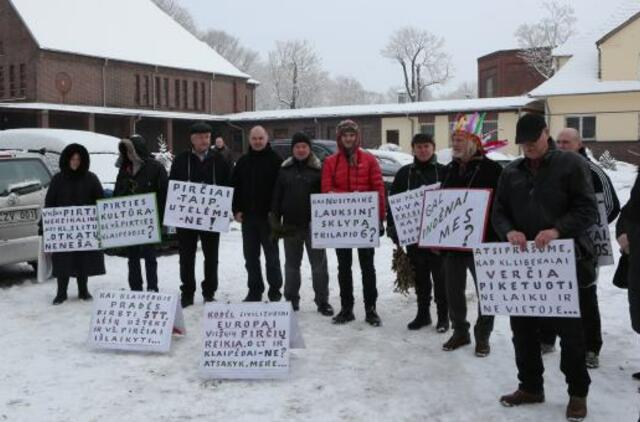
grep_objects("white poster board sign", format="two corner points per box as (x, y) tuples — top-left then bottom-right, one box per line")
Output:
(474, 240), (580, 318)
(419, 189), (491, 250)
(96, 193), (161, 248)
(201, 302), (303, 379)
(388, 183), (440, 247)
(41, 206), (99, 252)
(587, 193), (614, 267)
(164, 180), (234, 233)
(88, 290), (185, 353)
(311, 192), (379, 249)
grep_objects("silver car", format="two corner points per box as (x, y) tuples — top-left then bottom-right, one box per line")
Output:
(0, 151), (52, 268)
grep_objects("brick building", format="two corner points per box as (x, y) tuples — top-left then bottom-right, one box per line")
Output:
(477, 49), (546, 98)
(0, 0), (256, 153)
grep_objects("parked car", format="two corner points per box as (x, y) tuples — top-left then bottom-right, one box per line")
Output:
(0, 150), (52, 269)
(366, 149), (414, 185)
(0, 128), (120, 196)
(270, 138), (337, 162)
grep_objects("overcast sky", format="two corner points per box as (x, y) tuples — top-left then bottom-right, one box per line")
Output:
(181, 0), (610, 95)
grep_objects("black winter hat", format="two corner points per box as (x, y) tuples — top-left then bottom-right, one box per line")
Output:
(291, 132), (312, 150)
(190, 122), (212, 135)
(516, 113), (547, 144)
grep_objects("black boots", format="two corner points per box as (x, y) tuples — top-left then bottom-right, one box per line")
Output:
(407, 304), (432, 330)
(436, 305), (450, 333)
(52, 277), (69, 305)
(365, 306), (382, 327)
(317, 302), (334, 316)
(77, 277), (92, 301)
(181, 293), (194, 308)
(332, 307), (355, 324)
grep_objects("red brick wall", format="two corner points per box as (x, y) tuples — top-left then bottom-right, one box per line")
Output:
(477, 50), (546, 98)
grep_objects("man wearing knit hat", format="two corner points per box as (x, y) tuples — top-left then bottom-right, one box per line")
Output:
(321, 119), (386, 326)
(169, 121), (232, 308)
(440, 113), (503, 357)
(271, 132), (333, 315)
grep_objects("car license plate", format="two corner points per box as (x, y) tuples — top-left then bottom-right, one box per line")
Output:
(0, 208), (38, 227)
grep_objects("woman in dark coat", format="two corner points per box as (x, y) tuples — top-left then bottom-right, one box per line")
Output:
(45, 143), (105, 305)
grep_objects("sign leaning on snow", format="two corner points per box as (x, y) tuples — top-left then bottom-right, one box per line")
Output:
(201, 302), (304, 380)
(474, 240), (580, 318)
(418, 188), (491, 250)
(88, 290), (185, 353)
(587, 193), (614, 267)
(41, 206), (99, 252)
(310, 192), (379, 249)
(163, 180), (234, 233)
(388, 183), (440, 247)
(96, 193), (161, 248)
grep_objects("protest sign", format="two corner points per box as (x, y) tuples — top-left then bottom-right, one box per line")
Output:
(96, 193), (161, 248)
(41, 206), (99, 252)
(388, 183), (440, 247)
(88, 290), (185, 353)
(163, 180), (234, 233)
(311, 192), (379, 249)
(587, 193), (614, 267)
(201, 302), (303, 379)
(418, 188), (491, 250)
(474, 240), (580, 318)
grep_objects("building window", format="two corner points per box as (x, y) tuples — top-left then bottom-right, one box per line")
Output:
(192, 81), (199, 110)
(273, 128), (288, 139)
(9, 64), (15, 97)
(200, 82), (206, 111)
(566, 116), (596, 140)
(163, 78), (169, 107)
(18, 63), (25, 96)
(182, 80), (188, 109)
(484, 76), (495, 98)
(135, 75), (141, 105)
(386, 130), (400, 145)
(144, 75), (150, 106)
(326, 126), (335, 139)
(0, 41), (4, 56)
(303, 127), (316, 138)
(482, 120), (498, 142)
(420, 123), (435, 137)
(0, 66), (4, 98)
(155, 76), (161, 107)
(174, 79), (180, 108)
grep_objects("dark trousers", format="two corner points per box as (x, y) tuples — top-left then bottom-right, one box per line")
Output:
(444, 252), (494, 340)
(335, 248), (377, 309)
(57, 275), (88, 294)
(241, 215), (283, 295)
(407, 246), (447, 314)
(177, 228), (220, 298)
(127, 245), (158, 291)
(540, 285), (603, 354)
(629, 224), (640, 334)
(283, 228), (329, 305)
(511, 316), (590, 397)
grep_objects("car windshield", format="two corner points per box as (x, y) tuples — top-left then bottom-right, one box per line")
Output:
(0, 159), (50, 197)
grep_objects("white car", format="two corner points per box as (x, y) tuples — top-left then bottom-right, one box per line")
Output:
(0, 150), (52, 268)
(0, 128), (120, 195)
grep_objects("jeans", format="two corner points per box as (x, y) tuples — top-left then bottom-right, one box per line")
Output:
(283, 227), (329, 305)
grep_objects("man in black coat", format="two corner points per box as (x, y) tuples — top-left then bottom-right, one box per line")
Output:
(387, 133), (449, 332)
(538, 127), (623, 368)
(271, 132), (333, 315)
(113, 134), (168, 292)
(493, 114), (597, 421)
(169, 122), (232, 307)
(440, 118), (503, 357)
(232, 126), (283, 302)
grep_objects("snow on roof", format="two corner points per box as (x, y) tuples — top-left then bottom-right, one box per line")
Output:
(227, 97), (541, 122)
(531, 0), (640, 97)
(8, 0), (249, 79)
(0, 102), (227, 122)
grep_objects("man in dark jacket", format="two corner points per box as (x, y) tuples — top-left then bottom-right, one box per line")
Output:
(169, 122), (232, 307)
(214, 136), (235, 167)
(387, 133), (449, 332)
(113, 134), (168, 292)
(493, 114), (597, 421)
(616, 172), (640, 381)
(440, 114), (503, 356)
(271, 132), (333, 316)
(539, 127), (623, 368)
(232, 126), (283, 302)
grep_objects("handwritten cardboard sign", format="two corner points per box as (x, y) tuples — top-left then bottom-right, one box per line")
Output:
(419, 189), (491, 250)
(201, 302), (304, 379)
(474, 240), (580, 318)
(96, 193), (161, 248)
(164, 180), (234, 233)
(88, 290), (185, 353)
(587, 193), (614, 267)
(311, 192), (379, 249)
(41, 206), (99, 252)
(388, 183), (440, 247)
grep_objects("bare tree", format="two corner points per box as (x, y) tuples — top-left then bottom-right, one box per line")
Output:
(381, 27), (452, 102)
(267, 40), (327, 109)
(515, 1), (576, 79)
(151, 0), (199, 35)
(199, 30), (260, 74)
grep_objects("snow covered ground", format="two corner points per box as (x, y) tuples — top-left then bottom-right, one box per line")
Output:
(1, 166), (638, 422)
